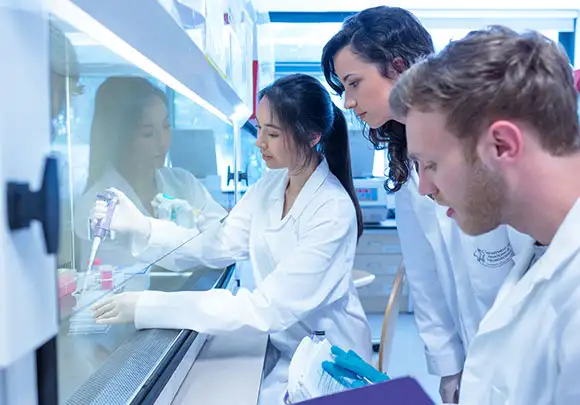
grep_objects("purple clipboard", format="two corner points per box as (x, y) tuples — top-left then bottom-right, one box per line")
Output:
(297, 377), (435, 405)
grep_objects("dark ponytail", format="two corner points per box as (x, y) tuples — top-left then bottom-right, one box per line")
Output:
(321, 104), (364, 238)
(259, 74), (363, 239)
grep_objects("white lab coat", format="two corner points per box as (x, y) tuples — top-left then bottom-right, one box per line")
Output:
(74, 167), (226, 270)
(460, 198), (580, 404)
(395, 172), (533, 376)
(131, 159), (372, 404)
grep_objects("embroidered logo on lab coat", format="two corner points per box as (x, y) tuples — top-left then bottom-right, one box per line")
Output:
(473, 243), (515, 268)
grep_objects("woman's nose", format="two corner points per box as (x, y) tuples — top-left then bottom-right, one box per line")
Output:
(344, 97), (357, 110)
(255, 133), (266, 149)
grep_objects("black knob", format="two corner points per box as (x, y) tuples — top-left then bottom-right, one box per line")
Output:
(227, 165), (235, 185)
(7, 156), (60, 254)
(227, 165), (249, 186)
(238, 170), (248, 186)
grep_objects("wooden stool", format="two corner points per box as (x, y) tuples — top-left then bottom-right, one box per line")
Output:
(377, 261), (406, 374)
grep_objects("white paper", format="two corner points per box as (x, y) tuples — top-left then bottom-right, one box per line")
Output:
(286, 337), (348, 403)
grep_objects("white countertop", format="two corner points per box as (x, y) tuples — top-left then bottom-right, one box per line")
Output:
(170, 333), (269, 405)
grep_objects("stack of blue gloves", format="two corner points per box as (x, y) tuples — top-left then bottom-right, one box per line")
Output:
(322, 346), (390, 389)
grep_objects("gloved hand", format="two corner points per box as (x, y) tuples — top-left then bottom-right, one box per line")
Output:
(322, 361), (367, 389)
(151, 193), (199, 228)
(90, 187), (151, 241)
(322, 346), (389, 389)
(439, 371), (462, 404)
(91, 292), (142, 324)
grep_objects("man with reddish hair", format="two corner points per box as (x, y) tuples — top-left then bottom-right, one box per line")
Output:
(390, 26), (580, 404)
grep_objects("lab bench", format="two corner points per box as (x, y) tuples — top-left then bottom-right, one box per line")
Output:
(57, 266), (251, 405)
(55, 228), (408, 405)
(356, 220), (411, 314)
(167, 333), (268, 405)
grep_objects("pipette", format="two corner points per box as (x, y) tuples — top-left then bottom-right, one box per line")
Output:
(82, 191), (118, 292)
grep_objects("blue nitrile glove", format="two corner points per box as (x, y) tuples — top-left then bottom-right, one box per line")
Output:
(329, 346), (390, 385)
(322, 361), (368, 389)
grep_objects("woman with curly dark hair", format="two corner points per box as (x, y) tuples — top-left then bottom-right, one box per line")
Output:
(321, 7), (532, 403)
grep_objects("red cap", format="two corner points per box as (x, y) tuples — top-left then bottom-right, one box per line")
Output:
(87, 258), (102, 266)
(574, 70), (580, 92)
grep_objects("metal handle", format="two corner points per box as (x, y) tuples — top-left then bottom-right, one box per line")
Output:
(227, 165), (249, 186)
(7, 156), (60, 254)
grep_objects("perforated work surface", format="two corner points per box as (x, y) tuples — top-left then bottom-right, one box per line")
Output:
(65, 329), (180, 405)
(64, 266), (231, 404)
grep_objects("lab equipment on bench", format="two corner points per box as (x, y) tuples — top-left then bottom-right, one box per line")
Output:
(58, 268), (77, 298)
(353, 177), (388, 224)
(91, 211), (230, 325)
(70, 191), (119, 334)
(151, 193), (204, 228)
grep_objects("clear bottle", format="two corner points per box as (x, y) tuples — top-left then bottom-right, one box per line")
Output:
(312, 330), (326, 343)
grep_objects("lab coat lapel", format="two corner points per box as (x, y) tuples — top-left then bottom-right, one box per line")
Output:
(408, 173), (457, 301)
(477, 199), (580, 335)
(408, 172), (443, 245)
(283, 159), (329, 222)
(251, 169), (287, 283)
(258, 160), (329, 278)
(264, 169), (287, 226)
(477, 243), (534, 330)
(264, 159), (329, 230)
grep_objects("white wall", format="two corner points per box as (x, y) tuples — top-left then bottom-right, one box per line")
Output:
(267, 1), (580, 12)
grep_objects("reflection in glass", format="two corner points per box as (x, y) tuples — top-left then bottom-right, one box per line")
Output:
(173, 91), (239, 199)
(73, 76), (227, 283)
(49, 15), (236, 404)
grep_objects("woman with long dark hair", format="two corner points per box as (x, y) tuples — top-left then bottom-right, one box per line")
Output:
(75, 76), (226, 268)
(321, 7), (531, 403)
(90, 74), (372, 404)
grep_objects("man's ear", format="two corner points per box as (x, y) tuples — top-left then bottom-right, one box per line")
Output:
(480, 120), (523, 164)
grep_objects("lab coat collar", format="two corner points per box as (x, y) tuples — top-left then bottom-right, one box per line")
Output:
(266, 159), (330, 227)
(477, 198), (580, 335)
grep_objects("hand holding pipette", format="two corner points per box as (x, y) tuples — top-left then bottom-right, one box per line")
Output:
(83, 190), (119, 292)
(84, 188), (150, 292)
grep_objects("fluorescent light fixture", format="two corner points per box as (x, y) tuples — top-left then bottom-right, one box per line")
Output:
(229, 103), (252, 125)
(49, 0), (231, 124)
